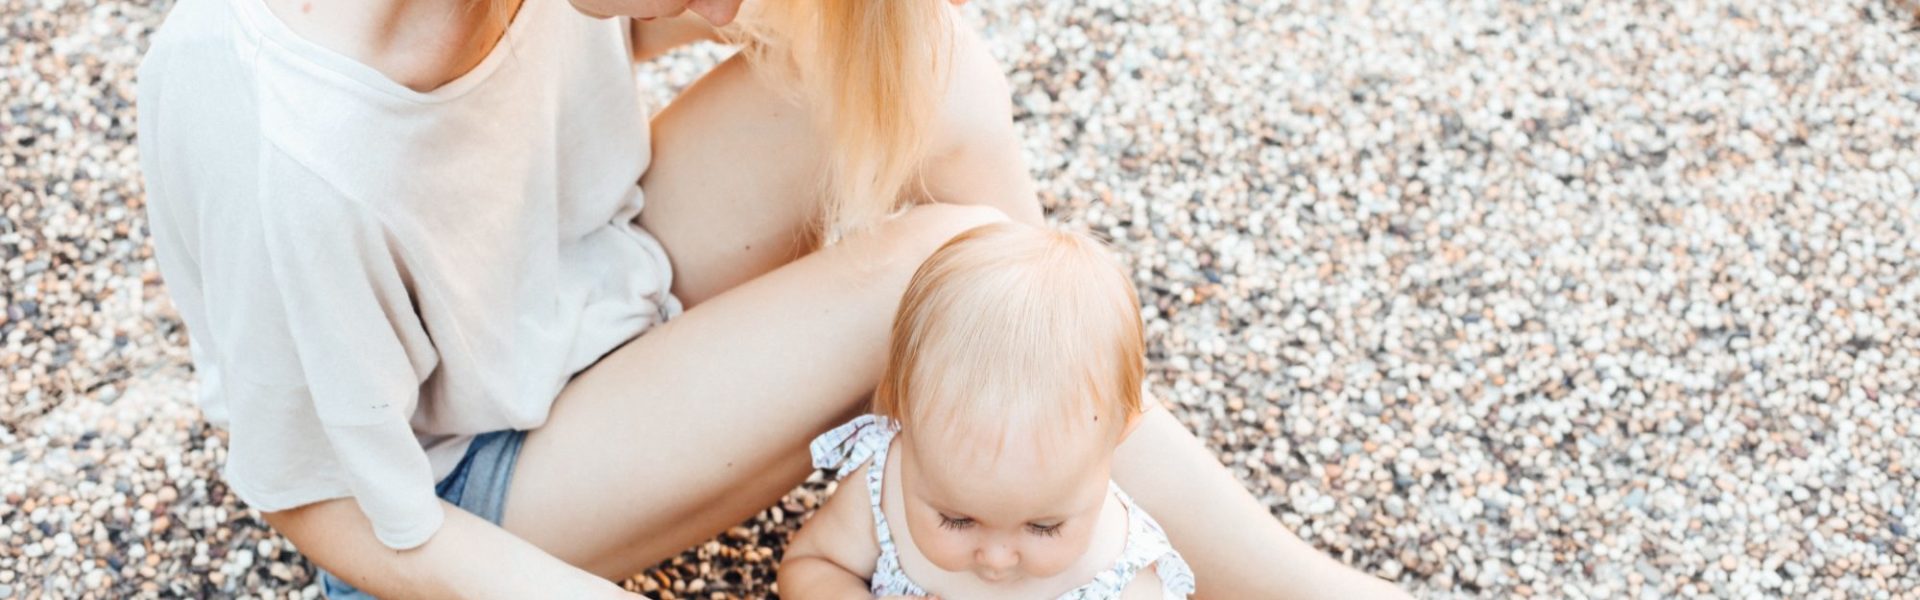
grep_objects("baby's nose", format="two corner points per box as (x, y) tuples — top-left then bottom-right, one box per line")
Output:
(977, 542), (1018, 571)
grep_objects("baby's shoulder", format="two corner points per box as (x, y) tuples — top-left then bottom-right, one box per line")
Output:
(822, 456), (882, 520)
(788, 457), (885, 576)
(1116, 563), (1168, 600)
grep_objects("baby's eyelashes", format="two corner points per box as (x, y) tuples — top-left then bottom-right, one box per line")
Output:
(938, 514), (1065, 537)
(1026, 522), (1064, 537)
(937, 514), (976, 530)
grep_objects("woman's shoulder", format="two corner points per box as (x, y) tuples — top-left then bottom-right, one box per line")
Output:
(139, 0), (255, 99)
(142, 0), (238, 52)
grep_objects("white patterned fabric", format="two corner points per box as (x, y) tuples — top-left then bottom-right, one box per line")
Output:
(809, 415), (1198, 599)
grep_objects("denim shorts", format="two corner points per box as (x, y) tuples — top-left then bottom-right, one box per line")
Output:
(320, 429), (528, 599)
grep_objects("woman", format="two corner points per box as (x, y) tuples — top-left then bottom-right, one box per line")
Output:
(135, 0), (1406, 596)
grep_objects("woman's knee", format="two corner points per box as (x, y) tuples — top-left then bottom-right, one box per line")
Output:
(880, 203), (1012, 267)
(933, 22), (1016, 152)
(920, 20), (1045, 223)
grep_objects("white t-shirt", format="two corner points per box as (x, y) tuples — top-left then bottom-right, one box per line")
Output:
(136, 0), (678, 549)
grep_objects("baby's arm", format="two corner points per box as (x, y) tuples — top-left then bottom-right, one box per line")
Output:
(779, 462), (891, 600)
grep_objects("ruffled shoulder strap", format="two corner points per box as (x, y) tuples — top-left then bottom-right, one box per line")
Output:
(1095, 486), (1199, 599)
(808, 414), (900, 480)
(807, 415), (929, 597)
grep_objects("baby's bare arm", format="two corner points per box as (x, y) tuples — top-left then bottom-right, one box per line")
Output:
(778, 462), (888, 600)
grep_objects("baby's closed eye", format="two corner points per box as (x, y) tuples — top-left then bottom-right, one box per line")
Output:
(1026, 522), (1064, 537)
(936, 514), (975, 530)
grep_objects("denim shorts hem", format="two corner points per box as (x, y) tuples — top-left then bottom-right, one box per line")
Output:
(319, 429), (527, 599)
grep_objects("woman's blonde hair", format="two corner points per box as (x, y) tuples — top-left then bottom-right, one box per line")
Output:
(731, 0), (953, 242)
(874, 223), (1146, 449)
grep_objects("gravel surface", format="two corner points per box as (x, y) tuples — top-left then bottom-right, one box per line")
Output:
(6, 0), (1920, 598)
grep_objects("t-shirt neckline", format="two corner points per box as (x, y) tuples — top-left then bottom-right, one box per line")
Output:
(229, 0), (545, 104)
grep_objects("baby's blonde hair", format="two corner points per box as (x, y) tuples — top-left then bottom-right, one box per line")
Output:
(875, 223), (1145, 451)
(730, 0), (952, 243)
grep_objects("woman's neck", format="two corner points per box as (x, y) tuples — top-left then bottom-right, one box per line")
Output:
(261, 0), (522, 92)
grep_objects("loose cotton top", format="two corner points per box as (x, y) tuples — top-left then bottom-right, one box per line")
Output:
(136, 0), (678, 549)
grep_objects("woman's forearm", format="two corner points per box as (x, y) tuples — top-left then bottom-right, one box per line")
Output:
(264, 498), (634, 599)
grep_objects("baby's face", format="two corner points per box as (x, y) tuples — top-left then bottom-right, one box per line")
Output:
(897, 428), (1116, 584)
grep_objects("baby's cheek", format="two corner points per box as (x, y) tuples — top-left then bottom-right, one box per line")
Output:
(904, 517), (976, 572)
(1021, 530), (1097, 577)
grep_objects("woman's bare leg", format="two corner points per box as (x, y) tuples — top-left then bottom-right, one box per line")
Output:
(1117, 409), (1408, 598)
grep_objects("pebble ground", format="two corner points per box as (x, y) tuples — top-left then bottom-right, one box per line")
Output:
(5, 0), (1919, 598)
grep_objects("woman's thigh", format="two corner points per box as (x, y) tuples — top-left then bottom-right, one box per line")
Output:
(634, 53), (824, 308)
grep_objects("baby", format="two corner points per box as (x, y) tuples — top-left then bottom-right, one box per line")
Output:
(779, 222), (1196, 599)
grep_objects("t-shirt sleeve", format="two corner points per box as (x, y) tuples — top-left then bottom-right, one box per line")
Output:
(209, 154), (445, 550)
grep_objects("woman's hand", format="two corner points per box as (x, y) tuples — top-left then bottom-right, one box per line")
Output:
(683, 0), (742, 25)
(681, 0), (968, 27)
(631, 11), (726, 62)
(569, 0), (744, 26)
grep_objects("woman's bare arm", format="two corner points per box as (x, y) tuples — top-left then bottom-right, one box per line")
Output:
(264, 498), (639, 599)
